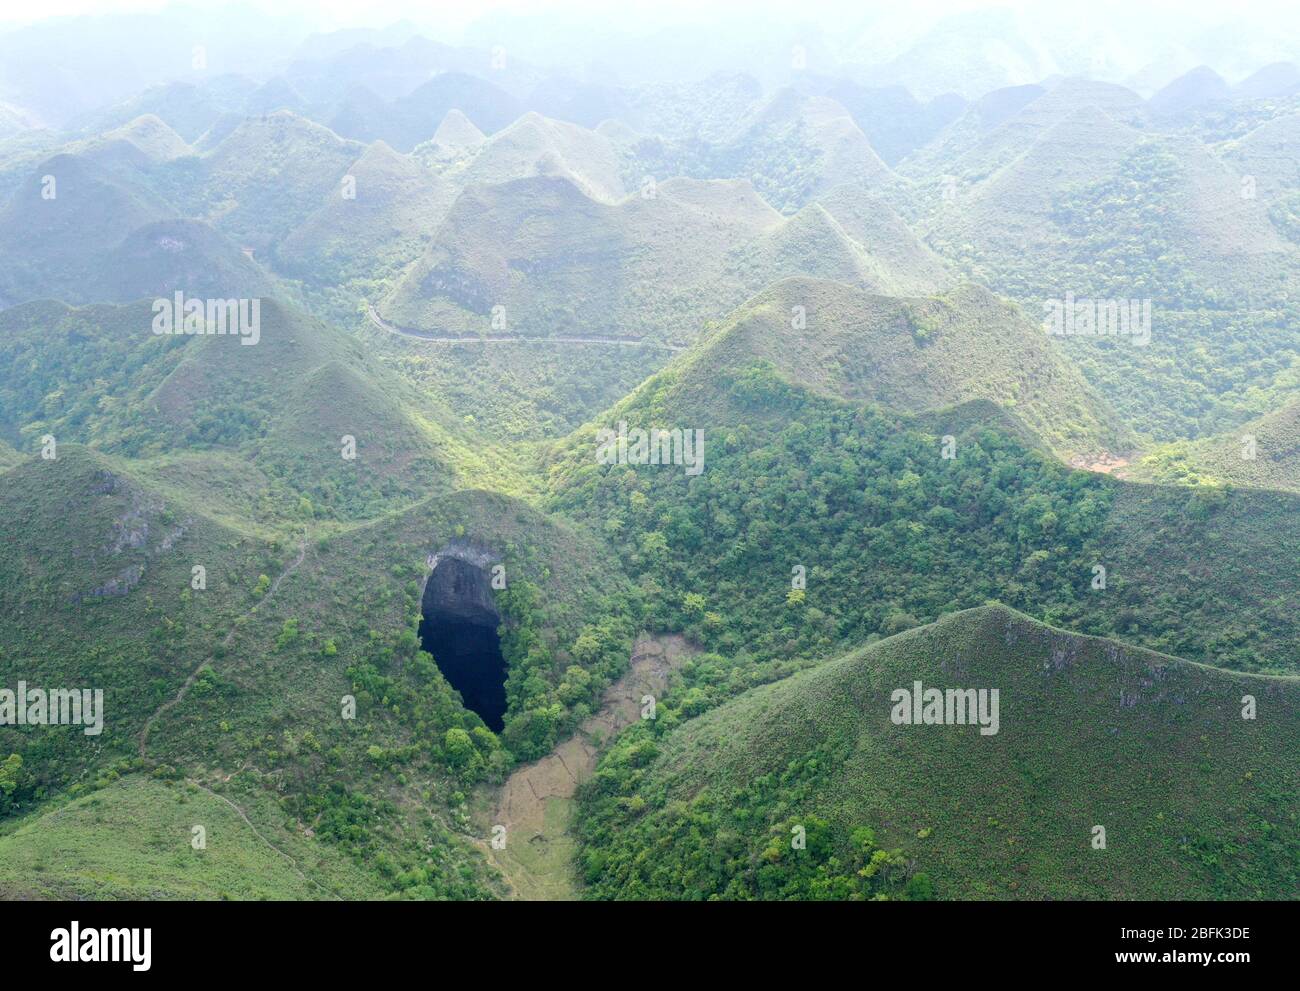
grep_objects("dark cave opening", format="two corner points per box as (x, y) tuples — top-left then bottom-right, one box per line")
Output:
(418, 556), (507, 732)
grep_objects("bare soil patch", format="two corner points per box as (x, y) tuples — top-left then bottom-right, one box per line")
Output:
(485, 633), (694, 899)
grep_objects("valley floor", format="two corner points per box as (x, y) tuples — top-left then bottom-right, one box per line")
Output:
(478, 633), (695, 900)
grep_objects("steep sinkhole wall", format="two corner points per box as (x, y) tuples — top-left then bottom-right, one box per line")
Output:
(418, 554), (507, 731)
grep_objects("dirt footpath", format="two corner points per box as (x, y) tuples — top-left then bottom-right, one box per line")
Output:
(485, 633), (694, 900)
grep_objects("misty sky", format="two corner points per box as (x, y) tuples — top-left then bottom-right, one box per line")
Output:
(0, 0), (1285, 36)
(0, 0), (1296, 100)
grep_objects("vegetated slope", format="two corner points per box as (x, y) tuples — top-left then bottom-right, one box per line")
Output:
(0, 455), (637, 898)
(0, 113), (331, 306)
(0, 299), (193, 453)
(734, 201), (919, 297)
(722, 90), (893, 207)
(125, 449), (310, 539)
(1126, 399), (1300, 493)
(192, 112), (246, 152)
(925, 105), (1147, 260)
(0, 296), (523, 521)
(896, 82), (1044, 178)
(96, 218), (278, 302)
(128, 486), (638, 897)
(276, 112), (633, 303)
(149, 487), (637, 774)
(547, 353), (1298, 676)
(617, 73), (765, 146)
(380, 175), (948, 343)
(1221, 111), (1300, 204)
(526, 77), (633, 132)
(0, 156), (277, 306)
(618, 89), (893, 214)
(0, 130), (61, 202)
(1090, 480), (1300, 672)
(814, 183), (954, 295)
(324, 86), (393, 147)
(577, 605), (1298, 900)
(0, 151), (177, 303)
(0, 776), (382, 900)
(0, 101), (39, 141)
(252, 360), (450, 519)
(196, 111), (363, 252)
(921, 98), (1294, 302)
(0, 446), (261, 803)
(900, 78), (1147, 181)
(68, 80), (254, 143)
(810, 80), (966, 168)
(368, 167), (955, 442)
(328, 72), (523, 151)
(243, 77), (310, 118)
(74, 114), (194, 168)
(425, 109), (486, 159)
(381, 173), (777, 338)
(1149, 67), (1231, 117)
(1234, 62), (1300, 100)
(440, 111), (627, 204)
(916, 104), (1300, 441)
(361, 326), (679, 444)
(647, 276), (1134, 460)
(277, 139), (456, 284)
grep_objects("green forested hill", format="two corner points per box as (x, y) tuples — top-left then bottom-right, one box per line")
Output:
(0, 451), (636, 897)
(427, 109), (486, 156)
(380, 173), (952, 343)
(617, 88), (893, 214)
(193, 111), (363, 252)
(899, 78), (1148, 181)
(908, 105), (1300, 442)
(98, 218), (277, 303)
(75, 114), (193, 168)
(814, 183), (954, 294)
(577, 605), (1299, 900)
(328, 72), (523, 151)
(0, 445), (263, 805)
(1221, 110), (1300, 203)
(443, 111), (628, 203)
(275, 139), (456, 286)
(547, 356), (1298, 676)
(1127, 399), (1300, 493)
(380, 172), (782, 339)
(359, 324), (678, 444)
(0, 296), (527, 520)
(626, 276), (1134, 459)
(69, 82), (250, 144)
(0, 152), (177, 303)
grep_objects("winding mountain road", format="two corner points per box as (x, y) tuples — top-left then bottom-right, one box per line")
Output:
(366, 303), (686, 352)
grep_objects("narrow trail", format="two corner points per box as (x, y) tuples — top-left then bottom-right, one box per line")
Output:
(484, 633), (695, 900)
(366, 303), (687, 352)
(138, 539), (309, 761)
(423, 803), (519, 900)
(185, 776), (337, 900)
(136, 540), (334, 897)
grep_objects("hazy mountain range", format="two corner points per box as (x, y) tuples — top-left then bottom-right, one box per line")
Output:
(0, 2), (1295, 904)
